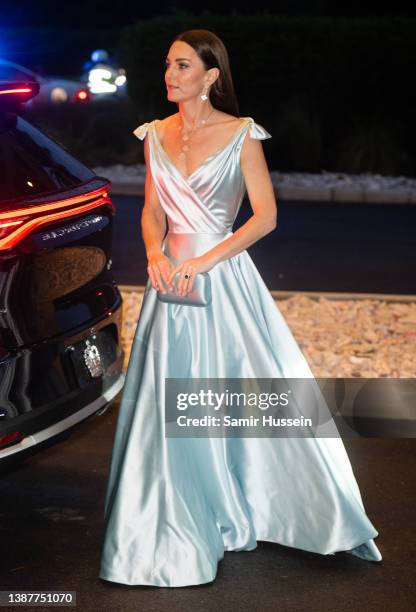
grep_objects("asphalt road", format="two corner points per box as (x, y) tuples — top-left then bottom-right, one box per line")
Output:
(1, 403), (415, 611)
(110, 195), (416, 294)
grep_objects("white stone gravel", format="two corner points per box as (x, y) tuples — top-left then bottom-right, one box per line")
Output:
(119, 288), (416, 378)
(93, 164), (416, 197)
(268, 171), (416, 192)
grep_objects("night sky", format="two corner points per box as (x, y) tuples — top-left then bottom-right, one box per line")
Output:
(0, 0), (414, 28)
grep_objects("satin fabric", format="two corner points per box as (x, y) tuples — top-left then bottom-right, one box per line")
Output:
(99, 117), (382, 588)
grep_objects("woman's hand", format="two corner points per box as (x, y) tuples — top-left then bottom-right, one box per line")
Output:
(167, 255), (215, 296)
(147, 251), (174, 293)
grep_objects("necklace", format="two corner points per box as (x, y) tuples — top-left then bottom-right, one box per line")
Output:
(177, 108), (216, 160)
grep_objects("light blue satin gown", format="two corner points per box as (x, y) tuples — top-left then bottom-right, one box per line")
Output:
(99, 116), (382, 587)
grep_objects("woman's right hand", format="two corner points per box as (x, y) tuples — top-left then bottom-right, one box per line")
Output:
(147, 251), (174, 293)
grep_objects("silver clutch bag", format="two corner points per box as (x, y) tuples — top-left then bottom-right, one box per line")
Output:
(157, 271), (212, 307)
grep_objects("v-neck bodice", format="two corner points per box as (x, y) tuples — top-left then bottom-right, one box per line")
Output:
(152, 117), (252, 183)
(133, 116), (272, 234)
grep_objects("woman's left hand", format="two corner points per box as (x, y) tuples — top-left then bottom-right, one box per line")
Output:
(168, 255), (214, 296)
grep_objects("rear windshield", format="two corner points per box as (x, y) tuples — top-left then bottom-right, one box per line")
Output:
(0, 115), (94, 203)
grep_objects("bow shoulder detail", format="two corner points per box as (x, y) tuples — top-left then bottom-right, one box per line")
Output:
(133, 122), (150, 140)
(247, 117), (272, 140)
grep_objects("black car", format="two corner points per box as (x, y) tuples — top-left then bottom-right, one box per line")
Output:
(0, 81), (125, 469)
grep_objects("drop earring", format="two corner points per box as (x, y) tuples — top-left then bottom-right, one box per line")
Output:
(200, 86), (209, 101)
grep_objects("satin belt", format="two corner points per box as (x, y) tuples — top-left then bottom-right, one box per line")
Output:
(163, 231), (233, 263)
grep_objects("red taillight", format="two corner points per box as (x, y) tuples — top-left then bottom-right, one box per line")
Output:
(0, 185), (113, 250)
(0, 81), (40, 107)
(0, 87), (33, 95)
(0, 431), (25, 449)
(76, 89), (89, 101)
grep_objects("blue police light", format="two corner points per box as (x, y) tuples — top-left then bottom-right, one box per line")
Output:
(91, 49), (109, 63)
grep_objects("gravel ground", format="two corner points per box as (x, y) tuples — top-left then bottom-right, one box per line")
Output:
(119, 289), (416, 378)
(94, 164), (416, 194)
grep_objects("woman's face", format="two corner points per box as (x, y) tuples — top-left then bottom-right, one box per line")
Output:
(165, 40), (216, 102)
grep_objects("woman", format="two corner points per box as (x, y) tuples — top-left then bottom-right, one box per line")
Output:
(99, 29), (382, 588)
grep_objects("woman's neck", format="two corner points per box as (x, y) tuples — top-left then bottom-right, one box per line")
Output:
(177, 101), (216, 130)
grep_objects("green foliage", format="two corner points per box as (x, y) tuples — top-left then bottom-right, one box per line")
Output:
(120, 14), (415, 174)
(24, 98), (142, 167)
(329, 117), (408, 175)
(11, 15), (415, 173)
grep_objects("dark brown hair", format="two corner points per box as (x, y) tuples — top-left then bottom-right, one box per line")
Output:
(171, 29), (240, 118)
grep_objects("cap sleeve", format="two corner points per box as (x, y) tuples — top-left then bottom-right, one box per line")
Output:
(133, 121), (151, 140)
(247, 117), (272, 140)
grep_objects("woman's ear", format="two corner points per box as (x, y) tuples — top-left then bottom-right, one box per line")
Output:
(208, 67), (220, 85)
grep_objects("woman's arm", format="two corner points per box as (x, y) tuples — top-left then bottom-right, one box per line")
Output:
(141, 136), (173, 292)
(141, 135), (167, 256)
(200, 132), (277, 267)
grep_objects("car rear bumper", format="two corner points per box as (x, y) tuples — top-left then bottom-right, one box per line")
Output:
(0, 367), (125, 461)
(1, 299), (125, 466)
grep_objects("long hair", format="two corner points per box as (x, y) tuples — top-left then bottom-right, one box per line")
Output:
(171, 29), (240, 118)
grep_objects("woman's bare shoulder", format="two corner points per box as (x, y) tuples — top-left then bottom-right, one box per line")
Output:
(155, 114), (179, 140)
(211, 111), (245, 127)
(157, 113), (179, 128)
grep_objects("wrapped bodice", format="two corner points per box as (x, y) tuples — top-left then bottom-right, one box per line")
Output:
(133, 116), (271, 234)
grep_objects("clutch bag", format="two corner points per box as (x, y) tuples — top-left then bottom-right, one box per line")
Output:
(157, 271), (212, 307)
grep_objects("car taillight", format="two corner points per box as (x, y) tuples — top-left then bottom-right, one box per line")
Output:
(0, 431), (25, 449)
(0, 184), (113, 250)
(75, 89), (89, 101)
(0, 87), (32, 94)
(0, 81), (40, 110)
